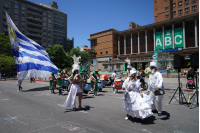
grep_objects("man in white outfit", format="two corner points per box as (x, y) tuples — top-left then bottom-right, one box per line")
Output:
(148, 61), (164, 116)
(112, 70), (118, 93)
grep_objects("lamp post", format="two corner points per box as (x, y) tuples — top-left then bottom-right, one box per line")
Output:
(109, 57), (111, 72)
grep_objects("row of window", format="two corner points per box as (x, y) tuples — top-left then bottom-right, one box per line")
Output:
(166, 5), (197, 17)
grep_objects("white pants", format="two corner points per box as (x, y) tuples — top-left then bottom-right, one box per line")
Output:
(149, 91), (164, 113)
(17, 80), (23, 87)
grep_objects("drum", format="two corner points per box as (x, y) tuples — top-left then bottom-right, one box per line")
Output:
(115, 80), (124, 90)
(62, 79), (69, 88)
(98, 81), (103, 89)
(83, 82), (91, 91)
(100, 79), (105, 88)
(101, 75), (108, 80)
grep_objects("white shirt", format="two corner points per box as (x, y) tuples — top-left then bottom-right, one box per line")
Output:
(112, 72), (118, 80)
(148, 71), (163, 91)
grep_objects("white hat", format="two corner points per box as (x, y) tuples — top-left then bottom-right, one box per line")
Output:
(149, 61), (158, 68)
(127, 64), (132, 69)
(72, 64), (79, 73)
(129, 70), (136, 77)
(71, 54), (81, 73)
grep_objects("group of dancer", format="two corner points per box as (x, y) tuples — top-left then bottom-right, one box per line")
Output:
(60, 55), (164, 121)
(122, 60), (164, 120)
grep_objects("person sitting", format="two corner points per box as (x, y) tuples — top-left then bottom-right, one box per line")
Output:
(187, 67), (196, 80)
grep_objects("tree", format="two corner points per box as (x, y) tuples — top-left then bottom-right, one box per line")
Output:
(0, 54), (15, 71)
(46, 44), (69, 69)
(0, 33), (12, 56)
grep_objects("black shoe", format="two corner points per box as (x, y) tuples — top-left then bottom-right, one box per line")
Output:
(152, 110), (158, 113)
(158, 113), (162, 116)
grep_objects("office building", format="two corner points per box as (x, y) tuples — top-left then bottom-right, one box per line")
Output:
(0, 0), (74, 52)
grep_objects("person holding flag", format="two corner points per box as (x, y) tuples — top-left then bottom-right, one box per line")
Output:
(5, 11), (58, 91)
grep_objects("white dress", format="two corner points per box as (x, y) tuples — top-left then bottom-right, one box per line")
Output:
(62, 74), (81, 109)
(122, 78), (153, 119)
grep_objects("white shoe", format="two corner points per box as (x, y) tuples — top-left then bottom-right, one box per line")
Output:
(125, 117), (128, 120)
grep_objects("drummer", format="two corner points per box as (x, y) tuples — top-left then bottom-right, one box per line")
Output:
(95, 70), (100, 81)
(112, 70), (119, 93)
(90, 72), (98, 96)
(64, 69), (69, 78)
(83, 69), (89, 83)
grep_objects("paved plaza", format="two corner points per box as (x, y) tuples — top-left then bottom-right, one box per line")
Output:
(0, 79), (199, 133)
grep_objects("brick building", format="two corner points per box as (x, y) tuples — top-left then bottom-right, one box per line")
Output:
(88, 1), (199, 72)
(154, 0), (199, 23)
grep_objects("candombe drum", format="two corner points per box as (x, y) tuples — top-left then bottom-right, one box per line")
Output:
(100, 78), (106, 88)
(98, 80), (103, 92)
(83, 79), (91, 94)
(101, 75), (108, 80)
(114, 79), (124, 93)
(62, 78), (69, 91)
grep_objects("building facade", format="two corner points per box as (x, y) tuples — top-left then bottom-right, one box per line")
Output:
(154, 0), (199, 23)
(0, 0), (74, 52)
(89, 13), (199, 72)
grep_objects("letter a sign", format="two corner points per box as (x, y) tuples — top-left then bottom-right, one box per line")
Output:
(156, 31), (163, 50)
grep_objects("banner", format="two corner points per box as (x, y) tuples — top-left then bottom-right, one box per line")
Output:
(153, 51), (158, 67)
(156, 31), (163, 50)
(174, 27), (183, 48)
(164, 29), (173, 49)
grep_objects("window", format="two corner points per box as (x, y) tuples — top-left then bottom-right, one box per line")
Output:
(192, 0), (197, 2)
(165, 14), (170, 17)
(4, 4), (9, 8)
(15, 11), (18, 15)
(178, 9), (183, 14)
(100, 52), (102, 54)
(185, 7), (189, 12)
(106, 51), (108, 54)
(44, 29), (46, 32)
(14, 17), (18, 21)
(48, 40), (51, 43)
(116, 64), (120, 69)
(185, 0), (189, 4)
(44, 24), (46, 27)
(15, 5), (18, 9)
(49, 20), (51, 23)
(129, 35), (131, 46)
(142, 33), (145, 44)
(49, 15), (51, 18)
(44, 19), (46, 22)
(49, 25), (51, 28)
(44, 35), (46, 37)
(44, 14), (46, 16)
(22, 18), (25, 22)
(165, 6), (169, 10)
(173, 11), (176, 15)
(192, 5), (197, 10)
(15, 1), (18, 3)
(189, 43), (195, 47)
(48, 31), (51, 33)
(150, 31), (153, 43)
(178, 1), (182, 6)
(22, 7), (25, 10)
(43, 39), (46, 42)
(22, 25), (25, 28)
(22, 14), (25, 17)
(48, 36), (51, 38)
(172, 3), (176, 7)
(136, 34), (138, 45)
(186, 23), (194, 38)
(165, 0), (169, 1)
(132, 35), (134, 46)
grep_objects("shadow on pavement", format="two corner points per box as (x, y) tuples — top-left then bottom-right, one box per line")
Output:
(22, 86), (49, 92)
(159, 111), (170, 120)
(63, 105), (93, 113)
(129, 115), (156, 125)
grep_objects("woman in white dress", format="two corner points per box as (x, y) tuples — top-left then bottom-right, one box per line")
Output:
(62, 69), (83, 110)
(122, 70), (153, 120)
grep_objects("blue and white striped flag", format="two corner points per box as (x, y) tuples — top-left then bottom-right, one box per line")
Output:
(5, 11), (58, 80)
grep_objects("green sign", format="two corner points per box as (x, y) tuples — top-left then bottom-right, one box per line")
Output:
(154, 51), (158, 67)
(156, 27), (183, 50)
(156, 31), (163, 50)
(164, 29), (173, 49)
(174, 27), (183, 48)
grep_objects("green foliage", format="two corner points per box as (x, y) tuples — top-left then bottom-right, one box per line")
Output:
(46, 45), (91, 69)
(46, 44), (69, 69)
(0, 33), (12, 56)
(0, 54), (15, 71)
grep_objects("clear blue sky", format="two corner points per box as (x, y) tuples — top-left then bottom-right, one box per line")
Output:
(29, 0), (154, 48)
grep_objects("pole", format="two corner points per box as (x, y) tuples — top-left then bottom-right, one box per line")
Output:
(137, 58), (138, 70)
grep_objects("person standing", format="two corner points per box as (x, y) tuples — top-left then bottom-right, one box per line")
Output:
(49, 72), (55, 94)
(17, 79), (23, 92)
(56, 69), (64, 96)
(166, 66), (170, 77)
(112, 70), (119, 93)
(90, 72), (98, 96)
(148, 61), (164, 116)
(122, 70), (153, 120)
(126, 64), (132, 79)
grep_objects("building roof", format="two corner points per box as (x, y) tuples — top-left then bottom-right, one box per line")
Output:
(82, 46), (91, 50)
